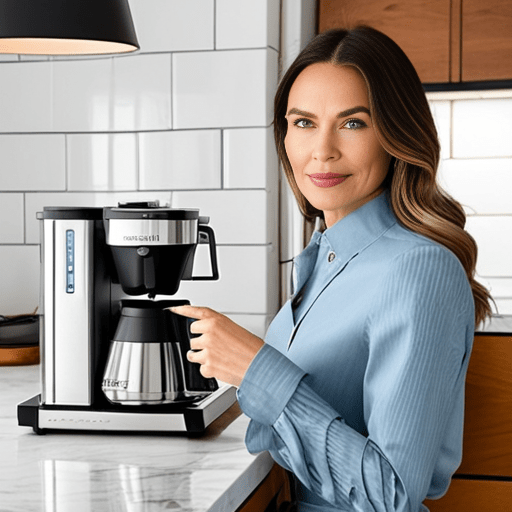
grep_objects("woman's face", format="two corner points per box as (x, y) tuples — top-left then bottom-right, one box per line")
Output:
(284, 63), (391, 228)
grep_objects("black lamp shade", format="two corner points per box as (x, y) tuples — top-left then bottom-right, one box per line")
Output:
(0, 0), (139, 55)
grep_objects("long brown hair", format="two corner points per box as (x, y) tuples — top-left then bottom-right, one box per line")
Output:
(274, 26), (494, 327)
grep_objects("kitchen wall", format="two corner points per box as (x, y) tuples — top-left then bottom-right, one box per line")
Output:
(1, 0), (509, 331)
(428, 91), (512, 316)
(0, 0), (280, 337)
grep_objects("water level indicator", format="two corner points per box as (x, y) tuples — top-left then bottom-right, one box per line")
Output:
(66, 230), (75, 293)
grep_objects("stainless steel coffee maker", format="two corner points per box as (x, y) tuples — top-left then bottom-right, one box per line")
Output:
(18, 202), (236, 434)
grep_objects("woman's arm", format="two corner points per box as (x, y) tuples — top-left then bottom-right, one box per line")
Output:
(238, 245), (474, 511)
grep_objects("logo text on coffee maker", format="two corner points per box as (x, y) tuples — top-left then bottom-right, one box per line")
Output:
(123, 235), (160, 242)
(102, 379), (129, 389)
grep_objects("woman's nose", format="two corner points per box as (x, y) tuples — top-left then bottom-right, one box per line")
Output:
(312, 129), (341, 162)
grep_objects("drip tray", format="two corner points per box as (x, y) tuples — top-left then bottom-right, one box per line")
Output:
(18, 384), (236, 435)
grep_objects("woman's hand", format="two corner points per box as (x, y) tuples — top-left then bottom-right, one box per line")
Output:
(169, 305), (265, 387)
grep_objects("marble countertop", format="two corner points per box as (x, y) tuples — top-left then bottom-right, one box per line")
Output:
(0, 364), (273, 512)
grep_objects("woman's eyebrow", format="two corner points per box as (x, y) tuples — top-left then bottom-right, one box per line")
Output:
(286, 106), (371, 118)
(337, 106), (371, 118)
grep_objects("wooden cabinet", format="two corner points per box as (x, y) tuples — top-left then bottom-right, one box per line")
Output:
(318, 0), (451, 83)
(462, 0), (512, 81)
(318, 0), (512, 84)
(237, 464), (292, 512)
(425, 479), (512, 511)
(457, 332), (512, 477)
(424, 329), (512, 510)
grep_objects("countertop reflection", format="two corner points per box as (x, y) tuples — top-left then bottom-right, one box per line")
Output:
(0, 365), (273, 512)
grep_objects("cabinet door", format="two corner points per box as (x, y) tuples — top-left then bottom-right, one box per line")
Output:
(318, 0), (451, 83)
(237, 464), (291, 512)
(462, 0), (512, 81)
(424, 478), (512, 511)
(457, 333), (512, 476)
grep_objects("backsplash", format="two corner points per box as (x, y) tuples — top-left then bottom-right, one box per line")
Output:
(428, 91), (512, 316)
(0, 0), (280, 337)
(0, 0), (509, 331)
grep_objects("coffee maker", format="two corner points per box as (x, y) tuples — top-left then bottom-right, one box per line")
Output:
(18, 202), (236, 434)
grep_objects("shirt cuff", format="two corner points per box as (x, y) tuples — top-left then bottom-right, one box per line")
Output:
(237, 343), (307, 425)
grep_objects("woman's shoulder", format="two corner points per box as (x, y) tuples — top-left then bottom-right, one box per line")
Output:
(375, 220), (461, 268)
(374, 223), (473, 310)
(365, 221), (471, 298)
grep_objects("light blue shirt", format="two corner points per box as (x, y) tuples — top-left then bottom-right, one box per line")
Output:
(237, 191), (475, 512)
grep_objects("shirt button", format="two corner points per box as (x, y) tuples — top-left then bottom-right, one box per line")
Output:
(328, 251), (336, 263)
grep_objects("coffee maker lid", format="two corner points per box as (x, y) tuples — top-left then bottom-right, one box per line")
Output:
(104, 203), (200, 221)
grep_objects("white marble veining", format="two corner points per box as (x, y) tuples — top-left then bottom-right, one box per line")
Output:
(0, 365), (273, 512)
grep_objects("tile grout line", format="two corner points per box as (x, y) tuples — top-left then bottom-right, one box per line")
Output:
(213, 0), (216, 51)
(23, 192), (26, 244)
(220, 129), (224, 189)
(450, 100), (454, 160)
(0, 124), (274, 136)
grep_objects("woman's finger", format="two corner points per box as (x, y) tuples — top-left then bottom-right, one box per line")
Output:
(187, 348), (206, 365)
(186, 349), (199, 362)
(189, 319), (207, 334)
(189, 334), (206, 351)
(167, 305), (212, 320)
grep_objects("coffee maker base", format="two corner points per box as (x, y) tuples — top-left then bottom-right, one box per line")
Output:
(17, 384), (237, 435)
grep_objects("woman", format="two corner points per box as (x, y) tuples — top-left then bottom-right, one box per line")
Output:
(171, 26), (494, 511)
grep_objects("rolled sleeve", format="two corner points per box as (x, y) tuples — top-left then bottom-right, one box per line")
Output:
(237, 343), (307, 425)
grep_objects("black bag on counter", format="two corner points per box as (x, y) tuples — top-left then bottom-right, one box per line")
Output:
(0, 313), (40, 366)
(0, 314), (39, 347)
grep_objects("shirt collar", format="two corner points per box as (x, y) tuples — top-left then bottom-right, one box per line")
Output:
(321, 189), (397, 263)
(292, 191), (397, 294)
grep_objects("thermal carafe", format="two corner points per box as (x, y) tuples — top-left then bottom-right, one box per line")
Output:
(102, 299), (218, 405)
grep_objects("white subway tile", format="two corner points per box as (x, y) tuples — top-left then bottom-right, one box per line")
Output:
(477, 277), (512, 300)
(0, 194), (24, 244)
(171, 190), (271, 244)
(172, 49), (278, 129)
(113, 54), (172, 131)
(139, 131), (221, 190)
(453, 99), (512, 158)
(52, 54), (171, 132)
(129, 0), (214, 52)
(225, 314), (275, 339)
(494, 299), (512, 315)
(428, 100), (451, 160)
(0, 135), (65, 191)
(24, 192), (172, 244)
(476, 276), (512, 314)
(67, 133), (137, 192)
(52, 58), (111, 132)
(267, 0), (280, 50)
(19, 55), (50, 61)
(0, 61), (52, 132)
(216, 0), (280, 50)
(174, 245), (279, 315)
(438, 158), (512, 214)
(0, 54), (19, 62)
(0, 245), (40, 316)
(223, 127), (278, 189)
(466, 216), (512, 277)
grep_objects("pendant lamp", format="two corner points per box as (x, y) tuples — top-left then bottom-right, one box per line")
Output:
(0, 0), (139, 55)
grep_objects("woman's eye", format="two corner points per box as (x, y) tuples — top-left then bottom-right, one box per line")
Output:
(344, 119), (366, 130)
(293, 118), (313, 129)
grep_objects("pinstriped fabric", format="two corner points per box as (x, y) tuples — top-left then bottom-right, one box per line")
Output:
(237, 192), (475, 512)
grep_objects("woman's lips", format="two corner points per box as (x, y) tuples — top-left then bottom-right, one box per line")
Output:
(307, 173), (349, 188)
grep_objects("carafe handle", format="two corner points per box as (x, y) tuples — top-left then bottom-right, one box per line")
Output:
(190, 225), (219, 281)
